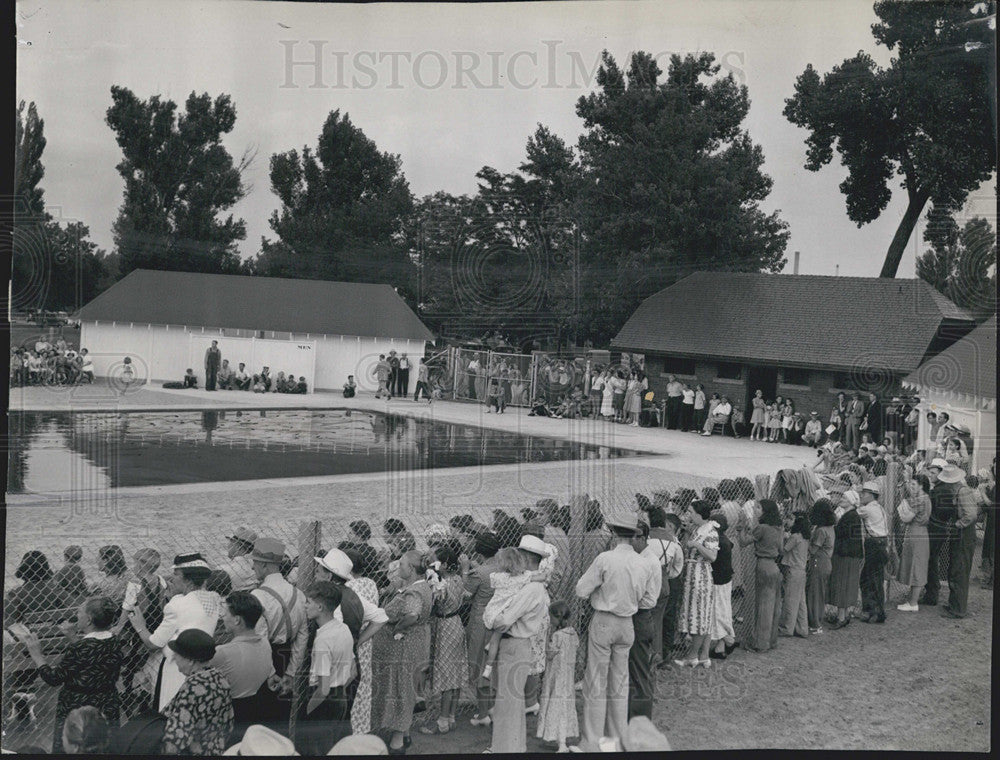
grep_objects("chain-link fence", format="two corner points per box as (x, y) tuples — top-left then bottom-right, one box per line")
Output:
(3, 458), (986, 752)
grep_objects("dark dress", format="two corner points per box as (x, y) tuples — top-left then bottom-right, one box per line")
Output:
(39, 634), (123, 753)
(160, 666), (234, 755)
(829, 509), (864, 608)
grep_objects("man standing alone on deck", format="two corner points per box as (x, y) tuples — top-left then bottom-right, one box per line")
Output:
(205, 340), (222, 391)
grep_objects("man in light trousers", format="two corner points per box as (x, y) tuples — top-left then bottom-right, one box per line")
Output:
(573, 511), (657, 752)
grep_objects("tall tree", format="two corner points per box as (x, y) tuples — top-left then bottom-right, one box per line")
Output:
(254, 110), (415, 293)
(917, 209), (996, 320)
(784, 1), (996, 277)
(576, 51), (788, 343)
(106, 86), (249, 277)
(12, 101), (108, 312)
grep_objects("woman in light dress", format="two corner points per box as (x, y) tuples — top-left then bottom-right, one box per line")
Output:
(600, 369), (615, 419)
(750, 389), (766, 441)
(896, 473), (932, 612)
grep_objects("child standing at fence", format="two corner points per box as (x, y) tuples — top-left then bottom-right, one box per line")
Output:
(536, 601), (579, 752)
(499, 369), (511, 412)
(480, 547), (554, 678)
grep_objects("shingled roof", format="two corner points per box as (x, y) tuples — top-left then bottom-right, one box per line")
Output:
(903, 315), (996, 404)
(612, 272), (974, 373)
(79, 270), (434, 341)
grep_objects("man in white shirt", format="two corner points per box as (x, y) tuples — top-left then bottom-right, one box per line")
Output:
(574, 512), (658, 751)
(211, 591), (275, 743)
(857, 482), (889, 624)
(220, 527), (259, 591)
(701, 396), (733, 436)
(234, 362), (251, 390)
(803, 411), (824, 447)
(249, 537), (309, 722)
(664, 376), (683, 429)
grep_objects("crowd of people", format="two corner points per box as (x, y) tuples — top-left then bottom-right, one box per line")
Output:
(10, 338), (94, 387)
(4, 440), (993, 755)
(166, 342), (309, 394)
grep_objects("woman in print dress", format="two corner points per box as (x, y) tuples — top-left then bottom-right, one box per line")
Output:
(674, 500), (719, 667)
(599, 369), (615, 419)
(372, 550), (434, 754)
(12, 597), (123, 753)
(419, 546), (469, 735)
(342, 548), (381, 735)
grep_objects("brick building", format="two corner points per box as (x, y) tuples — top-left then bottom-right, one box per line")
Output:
(611, 272), (976, 420)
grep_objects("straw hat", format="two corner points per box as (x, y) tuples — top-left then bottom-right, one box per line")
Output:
(937, 464), (966, 484)
(315, 548), (353, 581)
(171, 553), (210, 571)
(327, 734), (388, 755)
(517, 535), (549, 557)
(226, 527), (258, 545)
(604, 511), (639, 532)
(223, 725), (298, 756)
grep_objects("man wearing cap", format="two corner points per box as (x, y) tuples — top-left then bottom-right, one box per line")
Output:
(486, 534), (551, 754)
(249, 538), (309, 721)
(627, 521), (662, 720)
(803, 412), (823, 447)
(857, 482), (889, 623)
(922, 458), (959, 606)
(942, 464), (980, 619)
(221, 528), (259, 592)
(574, 511), (658, 751)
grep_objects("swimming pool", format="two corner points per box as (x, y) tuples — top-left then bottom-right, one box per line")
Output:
(7, 409), (647, 493)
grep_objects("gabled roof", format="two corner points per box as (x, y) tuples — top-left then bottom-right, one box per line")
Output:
(79, 270), (434, 341)
(903, 315), (996, 403)
(611, 272), (974, 373)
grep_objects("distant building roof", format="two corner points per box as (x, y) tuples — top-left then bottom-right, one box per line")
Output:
(79, 269), (434, 341)
(612, 272), (974, 373)
(903, 315), (996, 404)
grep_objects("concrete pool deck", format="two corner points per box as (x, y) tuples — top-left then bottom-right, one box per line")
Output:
(10, 384), (816, 481)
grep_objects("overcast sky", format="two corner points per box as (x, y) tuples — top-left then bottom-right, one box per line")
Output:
(15, 0), (997, 277)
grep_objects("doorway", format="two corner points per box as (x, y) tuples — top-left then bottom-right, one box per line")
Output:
(745, 366), (778, 413)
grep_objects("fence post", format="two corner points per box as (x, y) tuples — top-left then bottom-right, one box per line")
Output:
(288, 520), (321, 742)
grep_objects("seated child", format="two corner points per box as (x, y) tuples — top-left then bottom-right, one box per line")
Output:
(343, 375), (357, 398)
(528, 397), (553, 417)
(480, 545), (556, 679)
(182, 368), (198, 388)
(252, 375), (266, 393)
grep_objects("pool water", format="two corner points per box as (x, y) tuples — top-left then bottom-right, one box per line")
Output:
(7, 409), (646, 493)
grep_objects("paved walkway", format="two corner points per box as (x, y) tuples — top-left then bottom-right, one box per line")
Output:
(11, 384), (815, 480)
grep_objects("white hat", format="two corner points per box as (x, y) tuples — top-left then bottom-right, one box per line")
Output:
(937, 464), (966, 484)
(223, 725), (298, 756)
(517, 534), (549, 557)
(328, 734), (388, 755)
(843, 490), (861, 507)
(861, 481), (880, 496)
(314, 548), (353, 580)
(929, 458), (949, 471)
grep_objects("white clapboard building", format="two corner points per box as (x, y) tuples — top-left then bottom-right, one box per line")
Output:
(78, 269), (434, 393)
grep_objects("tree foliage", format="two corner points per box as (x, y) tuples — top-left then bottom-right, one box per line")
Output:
(575, 51), (788, 343)
(106, 86), (249, 277)
(253, 110), (415, 293)
(784, 1), (996, 277)
(12, 101), (108, 312)
(917, 209), (996, 320)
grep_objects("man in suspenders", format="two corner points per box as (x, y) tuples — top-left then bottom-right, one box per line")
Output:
(250, 538), (309, 731)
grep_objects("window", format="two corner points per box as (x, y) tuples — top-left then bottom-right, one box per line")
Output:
(781, 367), (811, 386)
(660, 356), (696, 376)
(716, 362), (742, 380)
